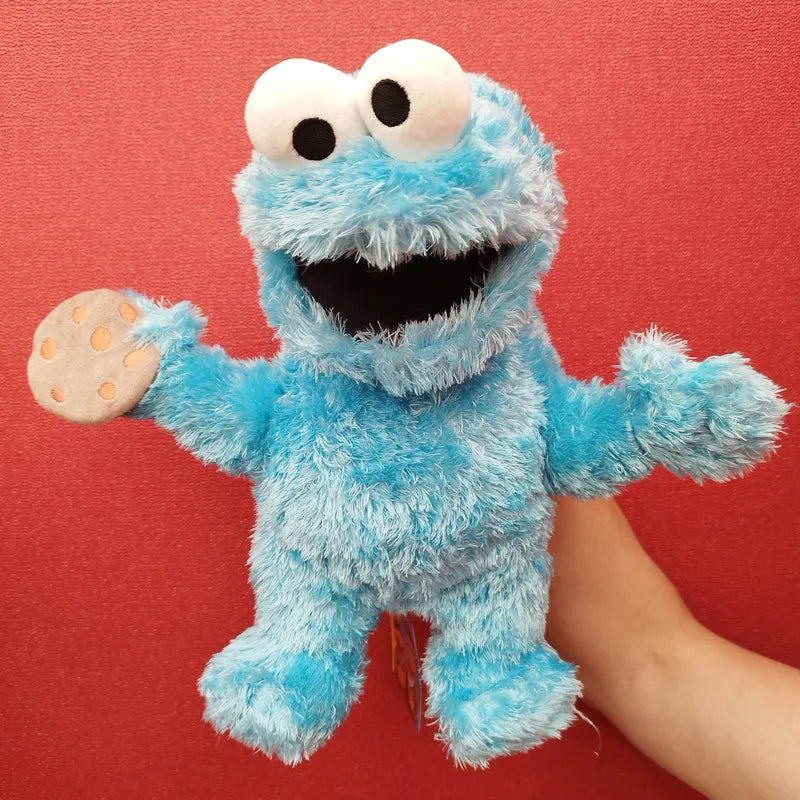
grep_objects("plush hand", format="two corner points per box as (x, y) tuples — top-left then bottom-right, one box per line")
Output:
(27, 289), (160, 424)
(619, 329), (788, 481)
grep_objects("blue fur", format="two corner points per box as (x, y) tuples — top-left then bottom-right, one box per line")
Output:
(240, 74), (562, 397)
(127, 291), (277, 477)
(199, 546), (378, 764)
(125, 70), (789, 767)
(236, 76), (561, 270)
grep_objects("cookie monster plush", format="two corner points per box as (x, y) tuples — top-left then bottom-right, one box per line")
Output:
(28, 39), (788, 766)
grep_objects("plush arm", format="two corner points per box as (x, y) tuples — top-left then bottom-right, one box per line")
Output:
(127, 293), (278, 478)
(532, 328), (788, 498)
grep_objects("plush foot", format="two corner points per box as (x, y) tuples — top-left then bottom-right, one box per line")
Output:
(618, 329), (790, 480)
(198, 627), (365, 764)
(424, 640), (581, 767)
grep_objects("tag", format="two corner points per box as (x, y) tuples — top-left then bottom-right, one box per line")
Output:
(389, 613), (422, 731)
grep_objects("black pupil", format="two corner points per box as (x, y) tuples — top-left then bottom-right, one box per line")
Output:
(371, 79), (410, 127)
(292, 117), (336, 161)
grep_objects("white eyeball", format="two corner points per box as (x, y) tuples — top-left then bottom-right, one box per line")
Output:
(244, 59), (366, 167)
(355, 40), (470, 162)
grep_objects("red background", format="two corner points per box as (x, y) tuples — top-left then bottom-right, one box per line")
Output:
(2, 2), (799, 798)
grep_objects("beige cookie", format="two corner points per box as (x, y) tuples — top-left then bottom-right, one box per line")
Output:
(28, 289), (160, 424)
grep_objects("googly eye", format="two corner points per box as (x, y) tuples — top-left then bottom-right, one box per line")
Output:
(356, 40), (470, 162)
(244, 59), (366, 166)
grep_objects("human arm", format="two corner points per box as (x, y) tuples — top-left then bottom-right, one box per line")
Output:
(546, 497), (800, 800)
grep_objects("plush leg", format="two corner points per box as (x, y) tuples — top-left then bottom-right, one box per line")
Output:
(198, 545), (378, 764)
(422, 546), (580, 767)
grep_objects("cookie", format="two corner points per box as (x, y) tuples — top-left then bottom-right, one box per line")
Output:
(28, 289), (160, 424)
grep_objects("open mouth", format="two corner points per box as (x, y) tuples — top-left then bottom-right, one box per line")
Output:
(295, 244), (509, 336)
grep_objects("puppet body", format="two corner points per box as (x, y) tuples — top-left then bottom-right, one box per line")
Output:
(29, 41), (788, 766)
(128, 279), (786, 767)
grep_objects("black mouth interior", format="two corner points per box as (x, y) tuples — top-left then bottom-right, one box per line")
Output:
(296, 244), (508, 336)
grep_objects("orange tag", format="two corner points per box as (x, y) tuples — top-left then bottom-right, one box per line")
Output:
(389, 614), (422, 731)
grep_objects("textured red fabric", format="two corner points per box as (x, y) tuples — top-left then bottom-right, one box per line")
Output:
(2, 3), (799, 798)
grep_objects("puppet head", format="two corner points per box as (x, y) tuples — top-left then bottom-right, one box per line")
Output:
(235, 39), (563, 395)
